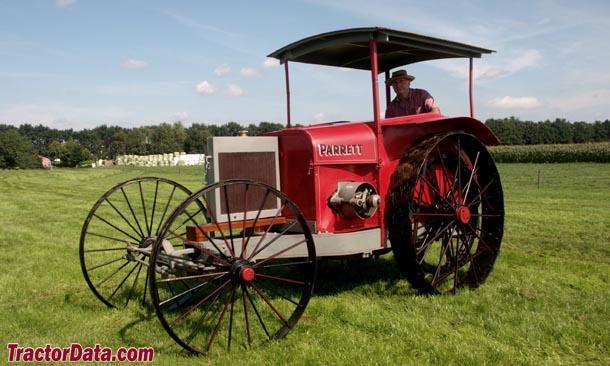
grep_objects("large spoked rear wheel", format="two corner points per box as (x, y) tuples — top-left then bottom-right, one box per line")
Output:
(388, 133), (504, 294)
(80, 177), (194, 308)
(149, 179), (316, 354)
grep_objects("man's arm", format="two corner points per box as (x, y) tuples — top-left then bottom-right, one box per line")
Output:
(424, 96), (441, 114)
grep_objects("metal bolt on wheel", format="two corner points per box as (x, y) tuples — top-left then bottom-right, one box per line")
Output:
(149, 179), (316, 354)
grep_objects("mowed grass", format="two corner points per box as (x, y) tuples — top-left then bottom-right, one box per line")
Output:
(0, 164), (608, 365)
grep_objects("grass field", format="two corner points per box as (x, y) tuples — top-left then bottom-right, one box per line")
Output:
(0, 164), (609, 365)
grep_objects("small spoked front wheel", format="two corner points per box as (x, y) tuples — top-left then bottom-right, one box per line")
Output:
(149, 179), (316, 354)
(79, 177), (194, 308)
(388, 133), (504, 294)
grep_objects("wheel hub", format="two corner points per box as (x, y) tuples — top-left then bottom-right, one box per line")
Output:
(456, 206), (471, 224)
(240, 267), (255, 282)
(139, 237), (156, 248)
(231, 259), (255, 283)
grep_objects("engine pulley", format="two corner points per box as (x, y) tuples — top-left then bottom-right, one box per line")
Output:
(328, 181), (381, 220)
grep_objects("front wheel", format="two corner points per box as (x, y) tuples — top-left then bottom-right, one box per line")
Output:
(388, 133), (504, 294)
(149, 179), (317, 354)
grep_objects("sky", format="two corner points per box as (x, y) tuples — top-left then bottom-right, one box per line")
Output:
(1, 0), (609, 130)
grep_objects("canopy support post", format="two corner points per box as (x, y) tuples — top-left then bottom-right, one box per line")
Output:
(369, 38), (385, 247)
(285, 61), (291, 127)
(385, 70), (391, 109)
(469, 57), (474, 118)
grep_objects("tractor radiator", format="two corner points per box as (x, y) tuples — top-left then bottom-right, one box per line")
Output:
(206, 136), (281, 222)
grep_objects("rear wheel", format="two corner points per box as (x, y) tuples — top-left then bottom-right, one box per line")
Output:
(388, 133), (504, 294)
(149, 179), (316, 354)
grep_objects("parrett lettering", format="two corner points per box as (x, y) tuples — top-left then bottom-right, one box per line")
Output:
(317, 144), (363, 157)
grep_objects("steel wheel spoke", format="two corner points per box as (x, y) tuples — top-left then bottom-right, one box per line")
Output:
(452, 238), (460, 294)
(241, 188), (272, 257)
(125, 262), (143, 307)
(183, 241), (232, 267)
(95, 260), (130, 287)
(155, 186), (177, 236)
(149, 180), (160, 236)
(120, 187), (146, 238)
(92, 213), (142, 243)
(463, 224), (495, 254)
(248, 220), (298, 261)
(173, 279), (231, 326)
(200, 195), (234, 258)
(222, 185), (237, 258)
(419, 174), (455, 208)
(104, 198), (145, 240)
(256, 281), (301, 307)
(241, 283), (252, 346)
(184, 286), (224, 343)
(160, 278), (218, 308)
(172, 204), (233, 262)
(138, 181), (151, 237)
(249, 282), (288, 327)
(246, 200), (287, 260)
(253, 239), (307, 268)
(227, 284), (237, 350)
(416, 221), (455, 257)
(108, 262), (140, 301)
(240, 183), (250, 258)
(157, 272), (229, 284)
(88, 256), (125, 271)
(431, 238), (451, 287)
(205, 284), (235, 352)
(84, 243), (132, 252)
(258, 260), (313, 269)
(244, 282), (271, 339)
(467, 178), (495, 208)
(255, 273), (305, 286)
(462, 151), (480, 204)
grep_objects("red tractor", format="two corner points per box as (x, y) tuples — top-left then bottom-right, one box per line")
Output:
(80, 27), (504, 354)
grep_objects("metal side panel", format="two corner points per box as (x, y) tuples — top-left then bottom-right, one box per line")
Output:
(206, 136), (281, 222)
(199, 228), (385, 260)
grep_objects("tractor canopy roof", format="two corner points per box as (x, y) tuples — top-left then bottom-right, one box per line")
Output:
(268, 27), (494, 73)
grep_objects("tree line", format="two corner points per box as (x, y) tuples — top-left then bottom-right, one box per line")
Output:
(0, 121), (283, 169)
(484, 117), (610, 145)
(2, 118), (610, 169)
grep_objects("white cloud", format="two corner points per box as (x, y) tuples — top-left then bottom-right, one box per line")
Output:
(507, 49), (542, 72)
(214, 63), (230, 76)
(175, 111), (189, 120)
(226, 84), (244, 97)
(121, 59), (148, 69)
(314, 113), (325, 122)
(263, 58), (280, 69)
(240, 67), (261, 78)
(195, 81), (215, 95)
(488, 96), (541, 109)
(56, 0), (76, 8)
(431, 48), (542, 82)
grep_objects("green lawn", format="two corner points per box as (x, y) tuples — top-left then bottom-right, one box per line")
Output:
(0, 164), (608, 365)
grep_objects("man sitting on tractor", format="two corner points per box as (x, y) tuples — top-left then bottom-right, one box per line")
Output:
(385, 69), (441, 117)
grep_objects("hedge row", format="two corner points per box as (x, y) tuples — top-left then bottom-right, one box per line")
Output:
(488, 142), (610, 163)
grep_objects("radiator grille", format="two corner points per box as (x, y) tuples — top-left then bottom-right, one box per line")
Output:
(218, 152), (277, 214)
(206, 136), (280, 222)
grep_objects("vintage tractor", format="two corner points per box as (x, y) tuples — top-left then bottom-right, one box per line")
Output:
(79, 27), (504, 354)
